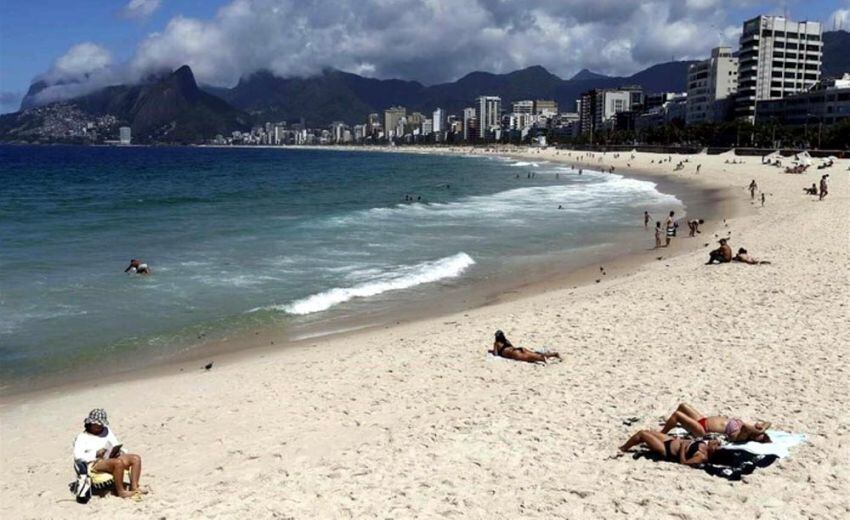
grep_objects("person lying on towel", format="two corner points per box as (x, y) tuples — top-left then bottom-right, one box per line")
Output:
(73, 408), (144, 498)
(489, 330), (561, 364)
(619, 429), (722, 466)
(660, 402), (772, 443)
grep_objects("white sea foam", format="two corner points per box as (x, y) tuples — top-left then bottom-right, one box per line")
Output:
(510, 161), (540, 167)
(262, 252), (475, 315)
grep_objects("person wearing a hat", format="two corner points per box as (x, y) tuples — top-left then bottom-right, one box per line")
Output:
(72, 408), (143, 498)
(706, 238), (732, 265)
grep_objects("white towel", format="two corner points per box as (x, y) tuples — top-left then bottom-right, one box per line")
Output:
(722, 430), (806, 459)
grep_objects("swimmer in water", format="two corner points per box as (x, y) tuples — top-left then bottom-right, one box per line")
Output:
(124, 259), (151, 275)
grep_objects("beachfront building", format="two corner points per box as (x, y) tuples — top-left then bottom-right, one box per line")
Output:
(119, 126), (131, 145)
(512, 100), (534, 115)
(462, 107), (476, 141)
(534, 100), (558, 116)
(475, 96), (502, 139)
(432, 108), (445, 134)
(756, 73), (850, 128)
(686, 47), (739, 125)
(735, 15), (823, 121)
(383, 106), (406, 140)
(579, 87), (644, 140)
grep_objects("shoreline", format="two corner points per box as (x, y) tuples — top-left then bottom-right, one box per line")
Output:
(2, 146), (847, 519)
(0, 146), (741, 400)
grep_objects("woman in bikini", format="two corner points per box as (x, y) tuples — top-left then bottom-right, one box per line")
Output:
(660, 402), (771, 443)
(489, 330), (560, 364)
(619, 429), (721, 466)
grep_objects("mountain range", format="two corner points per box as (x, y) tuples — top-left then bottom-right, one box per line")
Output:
(5, 30), (849, 143)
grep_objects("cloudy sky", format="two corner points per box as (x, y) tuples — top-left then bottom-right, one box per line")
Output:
(0, 0), (846, 112)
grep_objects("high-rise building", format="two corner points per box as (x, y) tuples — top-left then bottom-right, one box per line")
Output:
(383, 106), (407, 140)
(579, 87), (643, 138)
(686, 47), (739, 125)
(462, 107), (476, 141)
(432, 108), (445, 133)
(736, 15), (823, 120)
(119, 126), (131, 145)
(512, 100), (534, 115)
(533, 100), (558, 115)
(475, 96), (502, 139)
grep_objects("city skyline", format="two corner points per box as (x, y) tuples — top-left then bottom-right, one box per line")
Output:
(1, 0), (848, 114)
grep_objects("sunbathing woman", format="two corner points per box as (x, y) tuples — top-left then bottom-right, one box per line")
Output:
(489, 330), (560, 364)
(619, 429), (721, 466)
(660, 402), (771, 443)
(733, 248), (772, 265)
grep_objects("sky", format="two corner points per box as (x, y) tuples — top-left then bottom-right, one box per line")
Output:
(0, 0), (847, 113)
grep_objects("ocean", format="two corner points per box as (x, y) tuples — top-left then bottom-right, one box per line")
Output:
(0, 145), (683, 386)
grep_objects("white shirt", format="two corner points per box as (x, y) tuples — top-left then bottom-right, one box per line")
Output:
(73, 427), (122, 463)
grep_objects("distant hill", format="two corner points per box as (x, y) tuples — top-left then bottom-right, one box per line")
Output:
(3, 66), (249, 143)
(822, 30), (850, 79)
(210, 61), (697, 126)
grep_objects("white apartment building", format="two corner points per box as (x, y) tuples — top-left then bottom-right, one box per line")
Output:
(383, 106), (406, 140)
(686, 47), (739, 125)
(119, 126), (131, 145)
(736, 15), (823, 120)
(432, 108), (445, 133)
(512, 100), (534, 115)
(475, 96), (502, 139)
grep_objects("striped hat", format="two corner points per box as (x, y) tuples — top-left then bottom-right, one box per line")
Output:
(84, 408), (109, 427)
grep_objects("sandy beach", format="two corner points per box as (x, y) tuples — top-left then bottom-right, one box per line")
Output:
(1, 146), (848, 519)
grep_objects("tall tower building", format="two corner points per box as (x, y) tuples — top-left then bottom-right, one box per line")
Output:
(686, 47), (739, 125)
(736, 15), (822, 120)
(462, 107), (476, 141)
(383, 106), (407, 140)
(432, 108), (445, 133)
(475, 96), (502, 139)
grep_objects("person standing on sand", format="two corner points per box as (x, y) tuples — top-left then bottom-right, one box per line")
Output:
(665, 211), (677, 247)
(761, 193), (765, 207)
(644, 211), (651, 229)
(819, 175), (829, 201)
(654, 221), (663, 249)
(748, 180), (758, 200)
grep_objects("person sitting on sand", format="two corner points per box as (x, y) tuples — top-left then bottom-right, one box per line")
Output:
(660, 402), (771, 443)
(803, 183), (818, 196)
(619, 429), (721, 466)
(124, 259), (150, 275)
(733, 248), (771, 265)
(73, 409), (144, 498)
(687, 219), (704, 237)
(489, 330), (560, 364)
(706, 238), (732, 265)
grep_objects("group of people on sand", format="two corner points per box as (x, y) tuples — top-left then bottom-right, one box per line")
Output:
(620, 402), (771, 466)
(644, 210), (703, 249)
(706, 238), (770, 265)
(802, 174), (829, 201)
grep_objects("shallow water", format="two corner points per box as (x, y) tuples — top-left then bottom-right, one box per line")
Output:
(0, 145), (682, 381)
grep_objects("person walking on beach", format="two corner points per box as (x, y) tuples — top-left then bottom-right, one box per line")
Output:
(748, 180), (758, 200)
(760, 193), (765, 207)
(654, 221), (663, 249)
(819, 175), (829, 201)
(665, 211), (677, 247)
(644, 211), (651, 229)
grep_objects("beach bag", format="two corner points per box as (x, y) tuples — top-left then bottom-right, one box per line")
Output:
(72, 460), (92, 504)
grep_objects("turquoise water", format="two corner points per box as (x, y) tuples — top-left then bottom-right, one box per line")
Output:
(0, 145), (682, 382)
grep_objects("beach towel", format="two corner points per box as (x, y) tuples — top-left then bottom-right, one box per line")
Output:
(721, 430), (806, 459)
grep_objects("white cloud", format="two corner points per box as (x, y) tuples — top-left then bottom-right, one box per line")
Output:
(27, 0), (755, 105)
(830, 8), (850, 30)
(122, 0), (161, 20)
(52, 43), (113, 78)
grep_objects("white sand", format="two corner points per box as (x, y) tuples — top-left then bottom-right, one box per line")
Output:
(2, 147), (848, 519)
